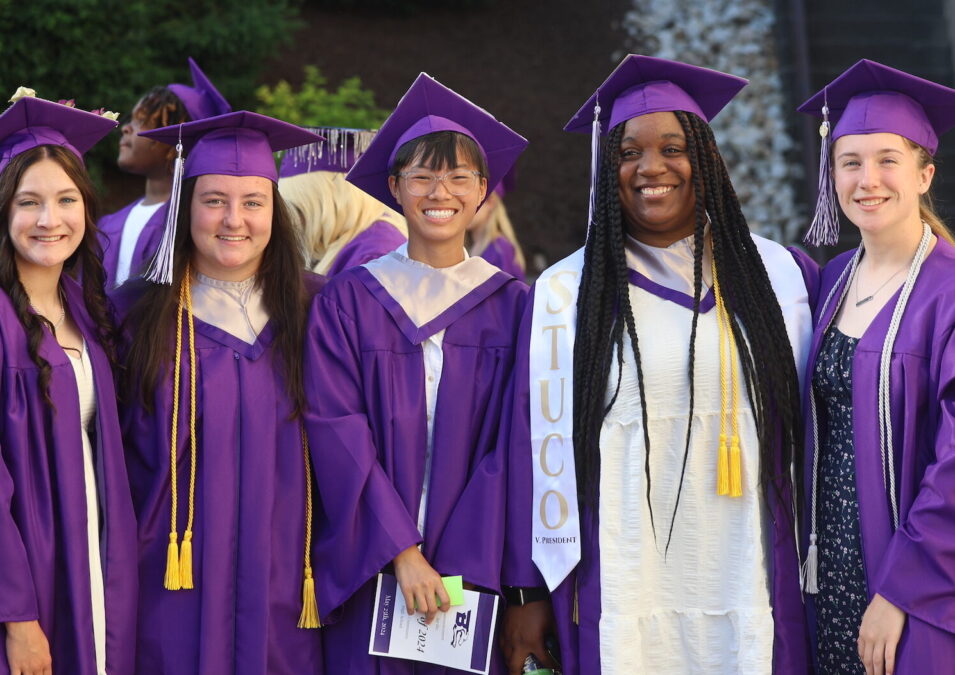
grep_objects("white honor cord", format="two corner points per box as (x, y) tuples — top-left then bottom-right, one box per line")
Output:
(802, 249), (860, 594)
(878, 221), (932, 529)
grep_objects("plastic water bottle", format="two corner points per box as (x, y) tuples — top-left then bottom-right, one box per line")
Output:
(522, 654), (556, 675)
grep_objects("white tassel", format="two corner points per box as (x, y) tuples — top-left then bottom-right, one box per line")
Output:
(804, 103), (840, 247)
(145, 135), (185, 285)
(586, 100), (602, 239)
(800, 533), (819, 594)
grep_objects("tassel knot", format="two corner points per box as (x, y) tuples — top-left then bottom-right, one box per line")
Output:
(801, 533), (819, 594)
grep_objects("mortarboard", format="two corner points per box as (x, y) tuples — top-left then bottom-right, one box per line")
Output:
(799, 59), (955, 245)
(139, 111), (323, 283)
(168, 58), (232, 121)
(346, 73), (528, 211)
(279, 127), (376, 178)
(0, 93), (117, 173)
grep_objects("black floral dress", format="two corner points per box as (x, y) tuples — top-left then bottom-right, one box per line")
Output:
(812, 327), (867, 674)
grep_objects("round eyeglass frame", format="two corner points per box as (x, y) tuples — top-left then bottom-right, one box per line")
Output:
(397, 169), (484, 197)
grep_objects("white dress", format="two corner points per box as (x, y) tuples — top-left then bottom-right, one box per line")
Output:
(596, 233), (808, 674)
(69, 342), (107, 675)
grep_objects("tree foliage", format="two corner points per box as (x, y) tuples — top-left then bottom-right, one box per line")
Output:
(255, 65), (388, 129)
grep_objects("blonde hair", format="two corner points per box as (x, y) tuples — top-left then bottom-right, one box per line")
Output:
(278, 171), (407, 275)
(468, 195), (526, 272)
(907, 140), (955, 245)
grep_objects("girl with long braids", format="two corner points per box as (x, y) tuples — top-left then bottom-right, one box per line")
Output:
(798, 61), (955, 675)
(115, 112), (325, 674)
(99, 58), (231, 288)
(0, 93), (137, 675)
(500, 55), (813, 674)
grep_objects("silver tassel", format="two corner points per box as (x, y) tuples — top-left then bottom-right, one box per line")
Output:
(804, 102), (840, 247)
(145, 133), (184, 285)
(586, 100), (602, 240)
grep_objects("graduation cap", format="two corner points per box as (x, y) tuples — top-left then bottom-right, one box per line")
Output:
(167, 57), (232, 121)
(493, 165), (517, 198)
(279, 126), (377, 178)
(346, 73), (528, 211)
(0, 94), (118, 173)
(565, 54), (748, 135)
(139, 111), (323, 283)
(798, 59), (955, 245)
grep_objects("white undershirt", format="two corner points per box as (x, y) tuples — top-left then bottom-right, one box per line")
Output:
(114, 200), (163, 287)
(417, 329), (445, 536)
(189, 273), (268, 344)
(68, 343), (107, 675)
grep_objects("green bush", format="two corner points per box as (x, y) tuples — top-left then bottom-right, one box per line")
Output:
(255, 66), (388, 129)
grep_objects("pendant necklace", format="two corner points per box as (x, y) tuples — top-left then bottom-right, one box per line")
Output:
(854, 264), (906, 307)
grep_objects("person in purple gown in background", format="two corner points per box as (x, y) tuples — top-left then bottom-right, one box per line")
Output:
(0, 92), (137, 675)
(278, 126), (407, 277)
(500, 55), (814, 675)
(798, 60), (955, 675)
(303, 73), (528, 674)
(98, 58), (231, 288)
(113, 112), (325, 675)
(466, 168), (526, 281)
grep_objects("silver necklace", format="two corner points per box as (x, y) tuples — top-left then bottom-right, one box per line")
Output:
(31, 292), (66, 329)
(854, 264), (906, 307)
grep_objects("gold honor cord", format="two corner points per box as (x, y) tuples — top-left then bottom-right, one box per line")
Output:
(711, 258), (742, 498)
(298, 424), (320, 628)
(165, 266), (198, 590)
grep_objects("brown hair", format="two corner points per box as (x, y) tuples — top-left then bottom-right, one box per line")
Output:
(906, 139), (955, 244)
(0, 145), (118, 406)
(122, 177), (309, 415)
(132, 86), (191, 165)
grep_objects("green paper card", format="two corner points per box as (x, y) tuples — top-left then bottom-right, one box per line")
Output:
(441, 575), (464, 607)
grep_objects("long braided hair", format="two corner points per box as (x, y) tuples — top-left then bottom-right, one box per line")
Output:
(0, 145), (119, 407)
(572, 111), (802, 549)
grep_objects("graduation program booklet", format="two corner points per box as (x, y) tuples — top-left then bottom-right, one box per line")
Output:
(369, 573), (500, 674)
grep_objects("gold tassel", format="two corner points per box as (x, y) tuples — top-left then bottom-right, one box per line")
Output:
(717, 434), (730, 495)
(297, 566), (320, 629)
(164, 532), (181, 590)
(572, 576), (579, 625)
(179, 530), (194, 589)
(729, 438), (743, 497)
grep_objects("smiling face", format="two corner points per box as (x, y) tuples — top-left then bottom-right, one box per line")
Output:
(189, 173), (274, 281)
(616, 111), (697, 246)
(833, 132), (934, 237)
(388, 148), (488, 250)
(8, 158), (85, 273)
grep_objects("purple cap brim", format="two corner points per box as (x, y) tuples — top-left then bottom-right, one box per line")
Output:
(345, 73), (528, 211)
(798, 59), (955, 154)
(167, 57), (232, 122)
(0, 97), (117, 173)
(140, 111), (323, 182)
(565, 55), (747, 134)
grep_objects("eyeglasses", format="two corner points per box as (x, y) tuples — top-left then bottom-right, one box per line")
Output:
(398, 169), (483, 196)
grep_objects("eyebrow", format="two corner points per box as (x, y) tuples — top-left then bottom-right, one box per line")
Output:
(621, 132), (686, 143)
(14, 188), (81, 198)
(198, 190), (269, 200)
(836, 148), (904, 160)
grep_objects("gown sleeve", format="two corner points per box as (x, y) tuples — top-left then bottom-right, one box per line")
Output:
(502, 286), (547, 588)
(873, 323), (955, 633)
(0, 339), (40, 624)
(303, 292), (422, 616)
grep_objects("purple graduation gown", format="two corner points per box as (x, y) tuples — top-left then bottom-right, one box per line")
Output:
(503, 284), (810, 675)
(478, 237), (525, 283)
(304, 265), (528, 674)
(0, 276), (138, 675)
(803, 239), (955, 672)
(325, 220), (407, 278)
(113, 274), (325, 675)
(97, 199), (167, 288)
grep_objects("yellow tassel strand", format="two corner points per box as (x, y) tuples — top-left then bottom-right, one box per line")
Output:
(164, 532), (181, 590)
(180, 270), (198, 590)
(164, 278), (186, 590)
(298, 425), (321, 629)
(712, 257), (742, 498)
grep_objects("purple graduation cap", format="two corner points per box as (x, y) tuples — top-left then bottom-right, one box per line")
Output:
(564, 55), (746, 229)
(798, 59), (955, 245)
(0, 95), (118, 173)
(167, 58), (232, 121)
(565, 54), (748, 135)
(138, 111), (323, 283)
(279, 127), (377, 178)
(345, 73), (528, 211)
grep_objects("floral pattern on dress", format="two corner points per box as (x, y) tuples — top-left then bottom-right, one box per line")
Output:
(812, 326), (867, 675)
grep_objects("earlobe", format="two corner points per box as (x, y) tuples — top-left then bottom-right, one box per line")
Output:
(919, 163), (936, 194)
(388, 175), (400, 202)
